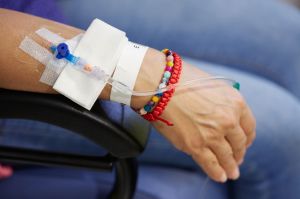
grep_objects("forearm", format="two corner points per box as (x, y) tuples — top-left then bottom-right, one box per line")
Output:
(0, 9), (82, 94)
(0, 8), (167, 109)
(0, 8), (257, 183)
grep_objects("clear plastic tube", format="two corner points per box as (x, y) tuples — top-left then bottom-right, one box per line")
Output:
(108, 76), (240, 97)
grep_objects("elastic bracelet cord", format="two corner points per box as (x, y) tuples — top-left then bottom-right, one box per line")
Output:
(137, 49), (182, 126)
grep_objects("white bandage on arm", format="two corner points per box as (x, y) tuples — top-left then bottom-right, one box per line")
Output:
(53, 19), (128, 110)
(110, 42), (148, 105)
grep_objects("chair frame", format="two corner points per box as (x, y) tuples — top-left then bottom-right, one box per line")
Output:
(0, 88), (147, 199)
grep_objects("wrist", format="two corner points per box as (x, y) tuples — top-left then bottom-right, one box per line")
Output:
(99, 48), (166, 109)
(131, 48), (166, 109)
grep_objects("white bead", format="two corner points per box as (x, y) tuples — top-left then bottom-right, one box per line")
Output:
(139, 108), (147, 115)
(159, 83), (166, 89)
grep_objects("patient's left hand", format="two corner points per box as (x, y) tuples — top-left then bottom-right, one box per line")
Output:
(0, 164), (13, 179)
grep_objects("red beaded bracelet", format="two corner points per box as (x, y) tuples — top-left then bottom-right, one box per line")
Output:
(138, 49), (182, 126)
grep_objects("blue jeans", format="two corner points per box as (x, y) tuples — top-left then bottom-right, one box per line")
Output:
(1, 0), (300, 198)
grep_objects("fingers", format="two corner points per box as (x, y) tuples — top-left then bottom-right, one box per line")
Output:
(192, 148), (227, 183)
(209, 139), (240, 180)
(240, 105), (256, 147)
(226, 126), (247, 165)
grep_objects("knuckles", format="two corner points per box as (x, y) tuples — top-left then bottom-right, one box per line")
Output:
(217, 110), (238, 130)
(183, 138), (204, 154)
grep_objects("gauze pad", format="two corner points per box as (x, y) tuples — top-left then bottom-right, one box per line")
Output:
(53, 19), (128, 110)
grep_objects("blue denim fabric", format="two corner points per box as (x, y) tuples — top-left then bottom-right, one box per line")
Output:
(1, 0), (300, 198)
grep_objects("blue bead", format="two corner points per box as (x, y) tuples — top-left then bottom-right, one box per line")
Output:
(164, 71), (171, 78)
(162, 77), (168, 83)
(157, 93), (163, 97)
(144, 104), (152, 112)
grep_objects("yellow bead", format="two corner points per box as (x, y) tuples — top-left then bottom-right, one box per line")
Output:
(152, 96), (160, 102)
(167, 61), (174, 67)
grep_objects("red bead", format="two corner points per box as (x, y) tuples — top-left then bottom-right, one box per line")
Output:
(147, 114), (155, 121)
(153, 110), (161, 116)
(163, 93), (170, 98)
(158, 102), (165, 107)
(170, 78), (177, 84)
(138, 50), (183, 125)
(172, 74), (178, 79)
(161, 97), (169, 103)
(142, 115), (149, 120)
(156, 106), (163, 112)
(173, 66), (180, 70)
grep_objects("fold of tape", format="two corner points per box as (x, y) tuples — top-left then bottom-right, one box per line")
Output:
(110, 42), (148, 105)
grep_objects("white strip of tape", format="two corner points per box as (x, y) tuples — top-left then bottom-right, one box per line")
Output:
(110, 42), (148, 105)
(53, 19), (128, 110)
(36, 28), (65, 44)
(19, 36), (53, 65)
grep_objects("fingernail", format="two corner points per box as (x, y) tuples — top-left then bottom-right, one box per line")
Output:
(220, 173), (227, 183)
(231, 168), (240, 180)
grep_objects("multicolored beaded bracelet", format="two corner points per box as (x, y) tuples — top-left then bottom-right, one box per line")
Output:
(137, 49), (182, 126)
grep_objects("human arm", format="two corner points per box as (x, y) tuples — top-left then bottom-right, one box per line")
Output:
(0, 8), (256, 182)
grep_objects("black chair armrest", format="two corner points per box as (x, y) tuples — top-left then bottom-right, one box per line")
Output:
(0, 88), (147, 158)
(0, 88), (147, 199)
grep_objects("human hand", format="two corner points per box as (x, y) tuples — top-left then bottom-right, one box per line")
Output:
(152, 61), (256, 183)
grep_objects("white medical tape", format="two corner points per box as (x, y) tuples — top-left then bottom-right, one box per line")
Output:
(19, 36), (53, 65)
(110, 42), (148, 105)
(36, 27), (65, 44)
(53, 19), (128, 110)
